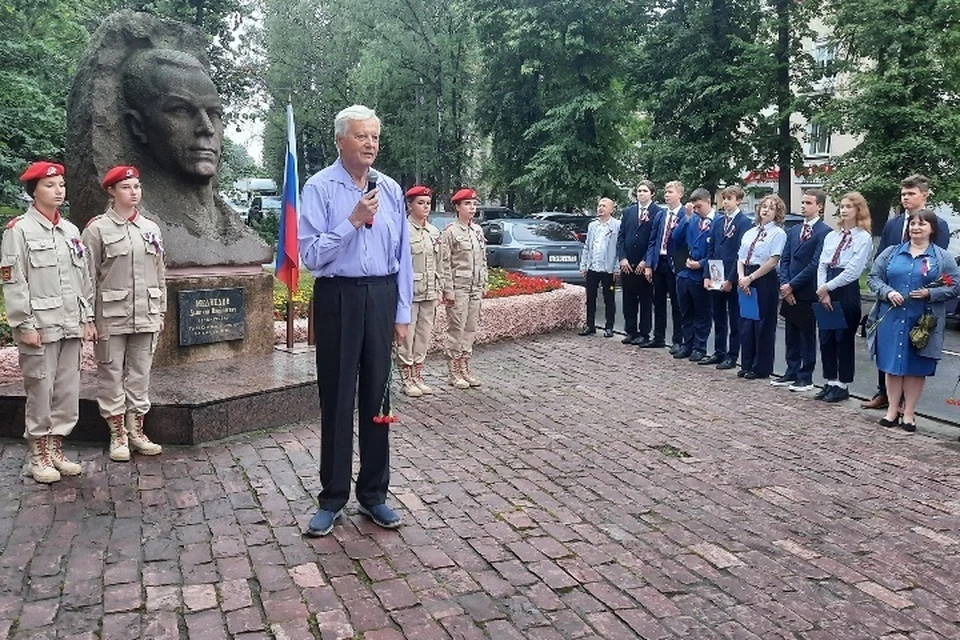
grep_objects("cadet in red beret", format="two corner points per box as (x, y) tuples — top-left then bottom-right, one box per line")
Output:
(2, 162), (96, 483)
(83, 165), (166, 462)
(396, 185), (440, 397)
(438, 187), (487, 388)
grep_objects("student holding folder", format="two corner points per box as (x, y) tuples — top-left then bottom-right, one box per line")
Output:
(736, 195), (787, 379)
(814, 192), (872, 402)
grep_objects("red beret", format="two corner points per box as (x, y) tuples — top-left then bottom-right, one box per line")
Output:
(451, 188), (478, 204)
(102, 165), (140, 189)
(405, 185), (432, 199)
(20, 162), (65, 182)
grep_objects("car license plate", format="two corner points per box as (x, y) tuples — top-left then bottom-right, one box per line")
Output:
(548, 255), (577, 263)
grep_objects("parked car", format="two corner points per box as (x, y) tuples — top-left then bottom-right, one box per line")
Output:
(248, 195), (282, 224)
(476, 205), (525, 223)
(530, 212), (595, 242)
(481, 218), (585, 285)
(222, 197), (250, 222)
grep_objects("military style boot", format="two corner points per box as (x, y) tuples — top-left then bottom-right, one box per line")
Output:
(413, 363), (433, 394)
(48, 435), (83, 476)
(106, 415), (131, 462)
(459, 356), (481, 387)
(447, 357), (470, 389)
(126, 412), (162, 455)
(399, 363), (423, 397)
(24, 437), (61, 484)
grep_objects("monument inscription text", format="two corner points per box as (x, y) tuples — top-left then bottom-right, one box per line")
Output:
(178, 288), (245, 346)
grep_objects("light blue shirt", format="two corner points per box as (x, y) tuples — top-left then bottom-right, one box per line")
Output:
(298, 158), (413, 323)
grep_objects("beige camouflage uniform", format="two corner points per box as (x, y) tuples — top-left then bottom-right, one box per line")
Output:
(1, 206), (94, 481)
(439, 218), (488, 388)
(82, 208), (166, 459)
(396, 217), (440, 396)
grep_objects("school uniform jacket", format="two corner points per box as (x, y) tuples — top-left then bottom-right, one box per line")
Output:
(878, 213), (949, 254)
(617, 202), (663, 267)
(778, 219), (830, 302)
(705, 210), (752, 284)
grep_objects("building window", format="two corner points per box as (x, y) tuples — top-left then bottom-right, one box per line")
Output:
(813, 42), (836, 79)
(807, 120), (831, 157)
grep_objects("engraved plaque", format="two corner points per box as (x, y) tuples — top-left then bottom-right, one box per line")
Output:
(178, 288), (245, 346)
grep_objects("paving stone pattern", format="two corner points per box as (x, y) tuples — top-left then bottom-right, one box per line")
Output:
(1, 333), (959, 639)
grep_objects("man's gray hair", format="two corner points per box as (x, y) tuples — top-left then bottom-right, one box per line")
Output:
(334, 105), (380, 139)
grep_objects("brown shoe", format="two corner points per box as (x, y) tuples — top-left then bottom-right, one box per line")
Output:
(861, 394), (889, 410)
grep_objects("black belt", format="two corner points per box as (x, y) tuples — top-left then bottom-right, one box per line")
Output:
(316, 273), (397, 286)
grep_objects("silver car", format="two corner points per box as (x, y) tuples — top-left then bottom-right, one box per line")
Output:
(481, 218), (585, 285)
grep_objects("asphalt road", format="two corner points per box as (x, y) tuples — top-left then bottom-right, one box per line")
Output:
(591, 290), (960, 436)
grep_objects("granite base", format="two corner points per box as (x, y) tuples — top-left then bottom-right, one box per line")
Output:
(0, 349), (319, 445)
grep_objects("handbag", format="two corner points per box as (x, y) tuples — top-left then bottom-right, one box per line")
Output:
(909, 308), (937, 349)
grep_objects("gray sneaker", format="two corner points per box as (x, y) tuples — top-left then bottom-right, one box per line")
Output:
(788, 382), (814, 392)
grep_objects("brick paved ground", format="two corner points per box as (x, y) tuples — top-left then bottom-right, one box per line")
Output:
(1, 333), (960, 639)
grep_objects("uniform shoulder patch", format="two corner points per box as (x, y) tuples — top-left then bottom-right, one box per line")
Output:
(84, 215), (103, 229)
(5, 215), (22, 229)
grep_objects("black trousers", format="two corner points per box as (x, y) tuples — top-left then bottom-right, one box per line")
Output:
(313, 275), (397, 511)
(621, 271), (653, 338)
(784, 300), (817, 384)
(676, 275), (711, 351)
(652, 260), (682, 345)
(710, 287), (741, 359)
(818, 273), (861, 383)
(739, 267), (778, 376)
(585, 270), (616, 330)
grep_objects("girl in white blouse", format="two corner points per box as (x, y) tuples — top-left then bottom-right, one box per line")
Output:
(736, 195), (788, 379)
(814, 191), (873, 402)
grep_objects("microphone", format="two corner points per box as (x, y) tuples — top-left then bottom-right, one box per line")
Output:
(364, 170), (379, 229)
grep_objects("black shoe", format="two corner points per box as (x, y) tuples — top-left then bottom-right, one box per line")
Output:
(697, 354), (724, 366)
(673, 348), (692, 359)
(823, 386), (849, 403)
(814, 386), (830, 400)
(688, 350), (706, 362)
(878, 416), (900, 428)
(744, 372), (769, 380)
(669, 343), (682, 355)
(622, 334), (637, 344)
(770, 375), (795, 387)
(578, 327), (596, 336)
(639, 340), (666, 348)
(737, 369), (750, 378)
(716, 359), (737, 370)
(630, 335), (650, 346)
(901, 422), (917, 433)
(603, 329), (614, 338)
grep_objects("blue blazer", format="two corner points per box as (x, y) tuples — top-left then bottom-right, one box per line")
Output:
(778, 219), (830, 301)
(617, 202), (663, 266)
(672, 214), (712, 281)
(878, 213), (949, 255)
(645, 207), (681, 270)
(705, 210), (752, 283)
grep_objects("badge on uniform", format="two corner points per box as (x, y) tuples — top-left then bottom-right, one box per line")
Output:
(70, 237), (85, 258)
(143, 231), (164, 254)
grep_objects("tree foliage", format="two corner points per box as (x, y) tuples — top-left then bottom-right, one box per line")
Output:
(823, 0), (960, 224)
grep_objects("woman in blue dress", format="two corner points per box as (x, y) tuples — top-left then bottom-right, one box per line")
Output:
(867, 209), (960, 432)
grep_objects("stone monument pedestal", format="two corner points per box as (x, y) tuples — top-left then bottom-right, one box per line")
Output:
(153, 267), (275, 368)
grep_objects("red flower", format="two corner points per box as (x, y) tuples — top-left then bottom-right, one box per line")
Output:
(943, 274), (955, 286)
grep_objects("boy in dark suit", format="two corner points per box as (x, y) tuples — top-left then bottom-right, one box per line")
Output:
(772, 188), (831, 391)
(701, 185), (752, 369)
(617, 180), (663, 345)
(644, 180), (685, 350)
(671, 188), (715, 361)
(863, 174), (951, 409)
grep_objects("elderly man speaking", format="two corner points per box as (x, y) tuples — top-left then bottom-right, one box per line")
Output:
(299, 105), (413, 536)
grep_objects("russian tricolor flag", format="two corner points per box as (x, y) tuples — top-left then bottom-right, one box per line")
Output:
(275, 103), (299, 292)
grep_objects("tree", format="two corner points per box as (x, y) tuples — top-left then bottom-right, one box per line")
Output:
(823, 0), (960, 230)
(219, 137), (259, 189)
(633, 0), (774, 195)
(473, 0), (640, 212)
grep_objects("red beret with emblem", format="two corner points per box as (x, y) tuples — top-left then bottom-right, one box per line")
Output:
(19, 162), (65, 182)
(102, 165), (140, 189)
(451, 188), (478, 204)
(405, 185), (432, 199)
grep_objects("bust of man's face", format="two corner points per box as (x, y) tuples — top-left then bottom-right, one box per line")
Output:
(127, 62), (224, 183)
